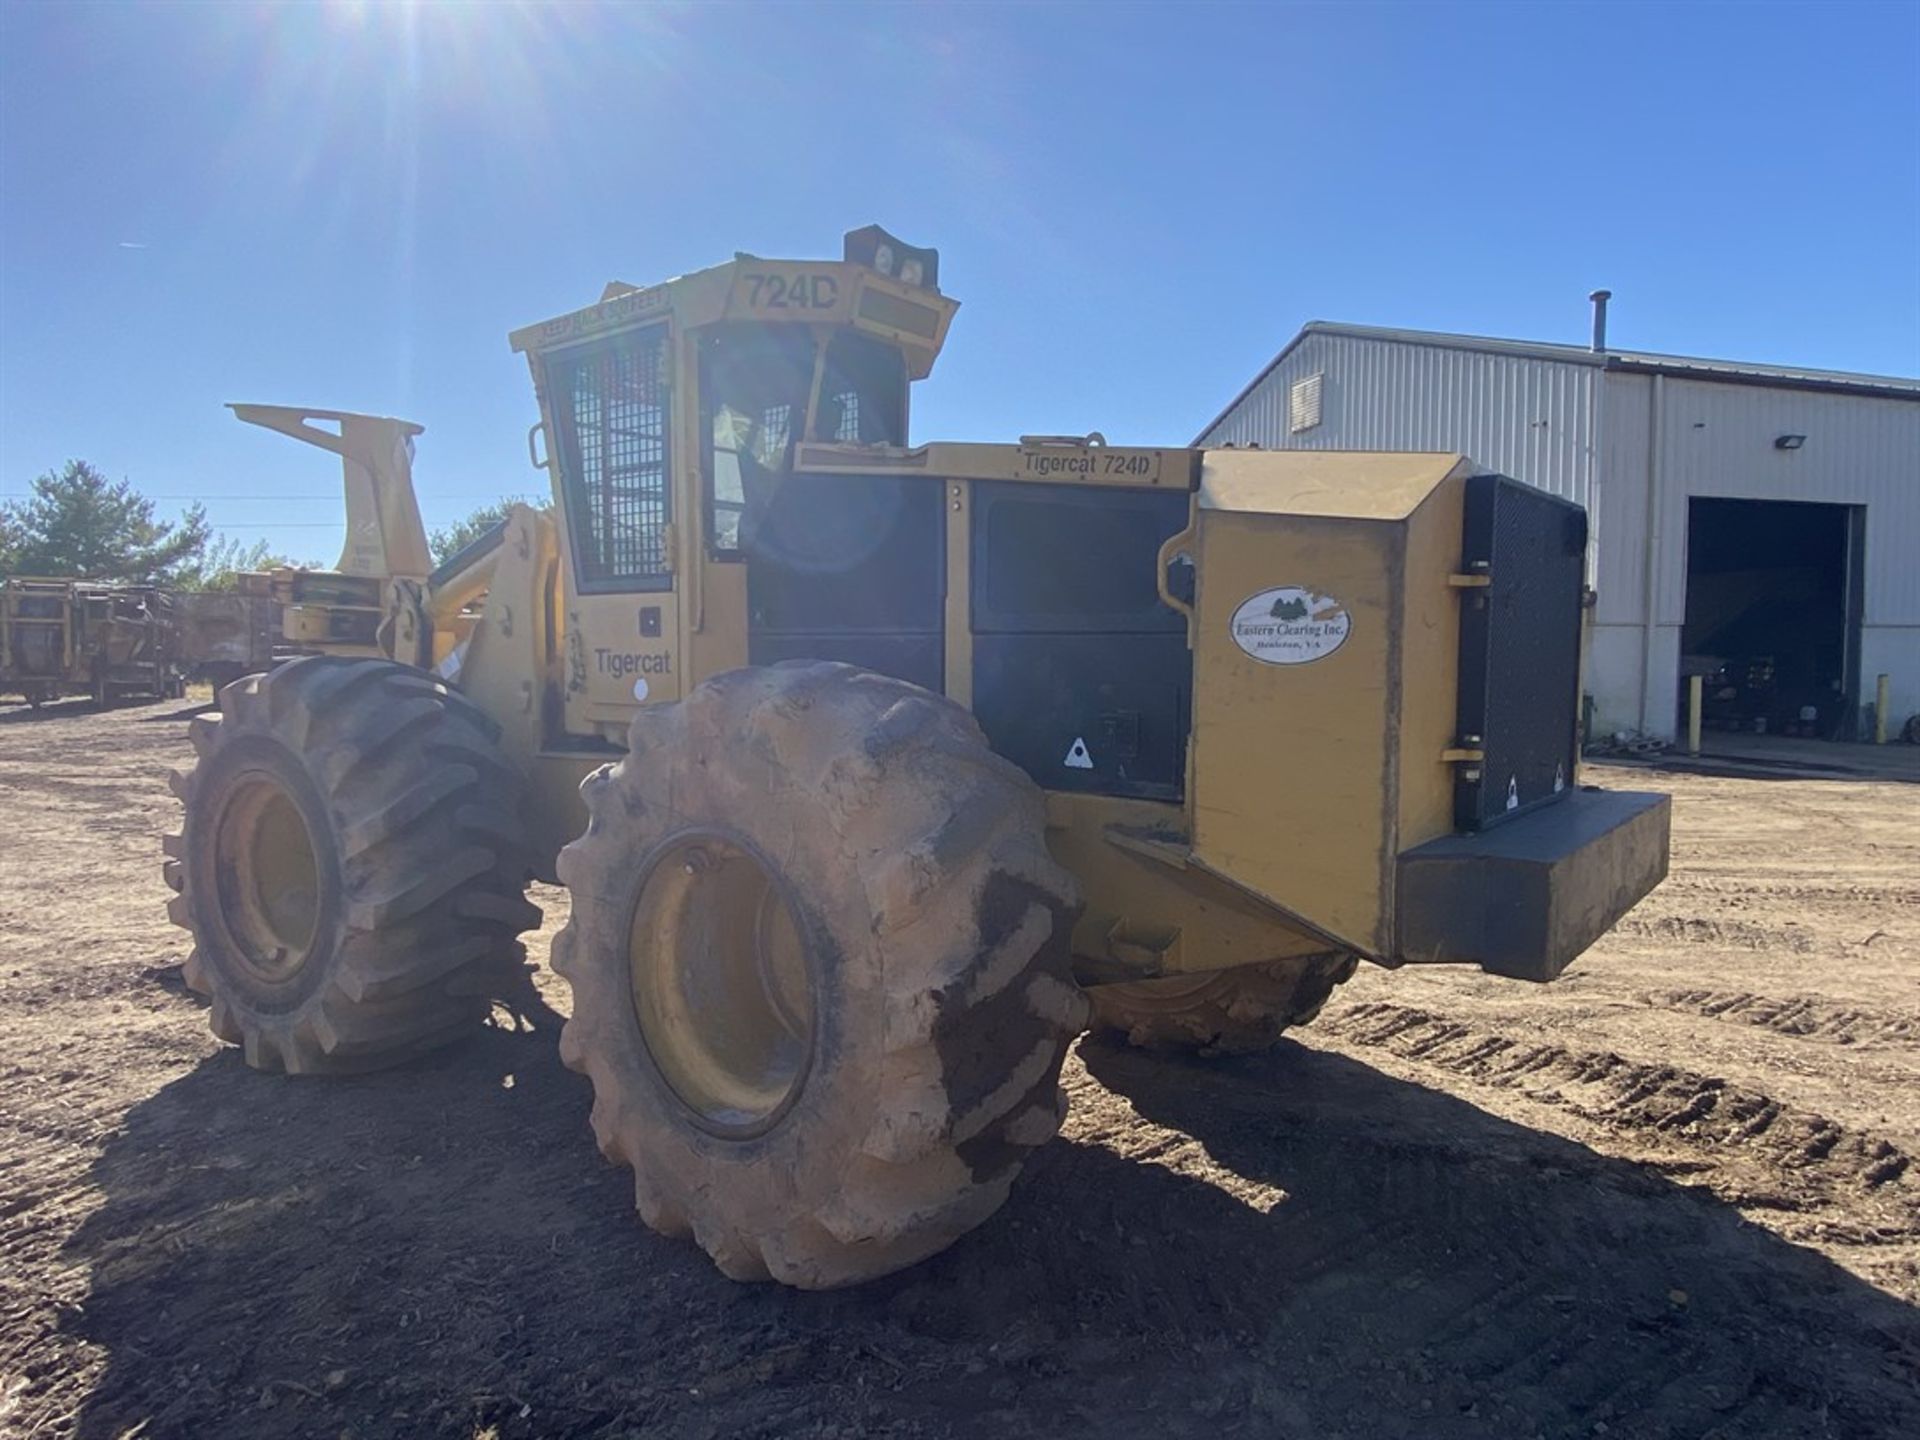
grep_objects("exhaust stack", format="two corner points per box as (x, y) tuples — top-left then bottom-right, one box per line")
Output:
(1588, 289), (1612, 353)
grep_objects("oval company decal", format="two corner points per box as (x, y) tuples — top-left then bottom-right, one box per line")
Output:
(1229, 587), (1351, 665)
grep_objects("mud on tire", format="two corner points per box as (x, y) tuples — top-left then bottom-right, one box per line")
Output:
(164, 657), (540, 1073)
(1090, 952), (1359, 1057)
(552, 662), (1087, 1289)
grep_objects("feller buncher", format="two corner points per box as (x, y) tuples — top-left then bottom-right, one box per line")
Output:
(164, 227), (1671, 1288)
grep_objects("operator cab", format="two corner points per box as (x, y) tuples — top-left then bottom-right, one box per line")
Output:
(510, 226), (956, 738)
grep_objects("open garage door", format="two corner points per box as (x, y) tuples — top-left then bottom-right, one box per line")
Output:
(1681, 498), (1864, 739)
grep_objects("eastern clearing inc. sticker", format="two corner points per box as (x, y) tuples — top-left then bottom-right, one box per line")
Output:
(1229, 586), (1351, 665)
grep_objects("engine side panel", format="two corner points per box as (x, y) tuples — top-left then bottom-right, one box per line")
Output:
(745, 471), (946, 694)
(968, 482), (1192, 801)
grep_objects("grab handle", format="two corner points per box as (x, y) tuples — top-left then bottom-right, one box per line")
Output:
(1156, 526), (1198, 644)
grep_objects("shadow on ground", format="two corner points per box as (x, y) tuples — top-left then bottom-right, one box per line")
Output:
(60, 1008), (1920, 1439)
(0, 696), (201, 726)
(0, 697), (98, 724)
(136, 701), (216, 724)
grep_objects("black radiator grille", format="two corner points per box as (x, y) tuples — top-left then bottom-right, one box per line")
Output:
(1455, 474), (1587, 831)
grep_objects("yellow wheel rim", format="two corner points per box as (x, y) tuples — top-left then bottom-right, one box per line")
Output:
(628, 833), (815, 1137)
(214, 774), (321, 983)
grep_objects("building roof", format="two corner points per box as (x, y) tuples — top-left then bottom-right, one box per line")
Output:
(1197, 320), (1920, 443)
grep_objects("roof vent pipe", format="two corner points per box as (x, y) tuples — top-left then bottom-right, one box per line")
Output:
(1589, 289), (1612, 353)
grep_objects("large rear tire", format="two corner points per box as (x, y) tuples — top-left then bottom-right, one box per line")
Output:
(1090, 953), (1358, 1057)
(553, 663), (1087, 1289)
(164, 657), (540, 1073)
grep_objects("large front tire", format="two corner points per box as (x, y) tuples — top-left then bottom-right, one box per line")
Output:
(553, 663), (1087, 1289)
(164, 657), (540, 1073)
(1090, 953), (1358, 1057)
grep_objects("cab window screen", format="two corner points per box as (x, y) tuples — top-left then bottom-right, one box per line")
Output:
(549, 325), (671, 590)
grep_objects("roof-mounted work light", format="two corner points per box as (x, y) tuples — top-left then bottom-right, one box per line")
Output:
(844, 225), (940, 293)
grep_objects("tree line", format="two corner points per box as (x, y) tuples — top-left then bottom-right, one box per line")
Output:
(1, 460), (526, 589)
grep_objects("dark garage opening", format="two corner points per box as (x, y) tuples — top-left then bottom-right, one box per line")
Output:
(1681, 498), (1863, 739)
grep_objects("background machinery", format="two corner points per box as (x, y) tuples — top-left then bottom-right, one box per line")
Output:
(1, 577), (181, 707)
(2, 411), (430, 709)
(174, 574), (282, 694)
(165, 227), (1670, 1288)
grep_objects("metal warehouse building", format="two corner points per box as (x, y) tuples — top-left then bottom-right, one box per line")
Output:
(1197, 311), (1920, 743)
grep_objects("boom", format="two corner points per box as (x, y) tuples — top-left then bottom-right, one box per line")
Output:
(228, 404), (433, 581)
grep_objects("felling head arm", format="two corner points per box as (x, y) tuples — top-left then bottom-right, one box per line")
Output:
(228, 404), (433, 581)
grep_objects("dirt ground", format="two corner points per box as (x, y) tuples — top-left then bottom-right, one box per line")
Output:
(2, 696), (1916, 1440)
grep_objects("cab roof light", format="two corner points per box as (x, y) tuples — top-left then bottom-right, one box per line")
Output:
(843, 225), (940, 293)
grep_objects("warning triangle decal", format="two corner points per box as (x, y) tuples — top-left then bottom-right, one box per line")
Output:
(1064, 737), (1094, 769)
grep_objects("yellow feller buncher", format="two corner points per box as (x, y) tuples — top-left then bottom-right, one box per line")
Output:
(165, 227), (1671, 1288)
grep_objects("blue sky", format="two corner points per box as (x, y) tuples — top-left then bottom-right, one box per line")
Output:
(2, 0), (1916, 562)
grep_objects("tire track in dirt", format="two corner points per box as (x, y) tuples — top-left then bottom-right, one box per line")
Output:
(1614, 913), (1816, 951)
(1057, 1062), (1643, 1422)
(1065, 1045), (1920, 1437)
(1670, 876), (1920, 909)
(1641, 987), (1920, 1046)
(1319, 1001), (1916, 1219)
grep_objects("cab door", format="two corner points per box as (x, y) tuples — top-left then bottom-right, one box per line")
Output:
(539, 321), (684, 734)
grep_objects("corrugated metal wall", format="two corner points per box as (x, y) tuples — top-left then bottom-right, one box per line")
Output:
(1198, 332), (1602, 509)
(1587, 375), (1655, 735)
(1646, 377), (1920, 626)
(1202, 330), (1920, 739)
(1595, 372), (1920, 735)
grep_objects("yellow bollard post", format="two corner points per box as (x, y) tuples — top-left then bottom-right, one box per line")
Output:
(1876, 674), (1891, 745)
(1687, 674), (1703, 757)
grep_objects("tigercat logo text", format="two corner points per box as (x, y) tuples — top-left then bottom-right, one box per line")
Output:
(595, 649), (673, 679)
(1017, 449), (1158, 480)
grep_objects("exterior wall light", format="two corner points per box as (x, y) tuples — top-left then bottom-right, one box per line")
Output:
(1774, 434), (1807, 450)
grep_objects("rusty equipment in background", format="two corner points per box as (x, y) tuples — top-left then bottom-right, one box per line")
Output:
(173, 575), (282, 692)
(1, 577), (182, 707)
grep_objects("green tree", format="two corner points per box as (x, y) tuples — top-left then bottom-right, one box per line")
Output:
(0, 505), (23, 576)
(1, 460), (210, 581)
(171, 534), (309, 592)
(428, 498), (540, 567)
